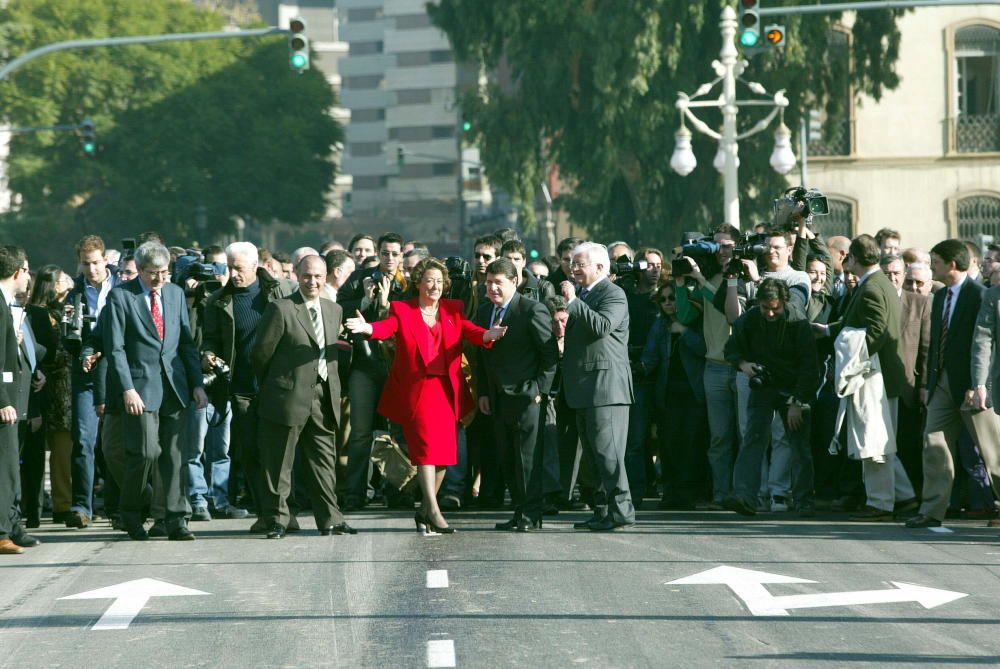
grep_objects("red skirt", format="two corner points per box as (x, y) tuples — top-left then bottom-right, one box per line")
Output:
(402, 375), (458, 466)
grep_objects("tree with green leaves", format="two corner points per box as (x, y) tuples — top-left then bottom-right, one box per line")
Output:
(0, 0), (340, 265)
(427, 0), (905, 249)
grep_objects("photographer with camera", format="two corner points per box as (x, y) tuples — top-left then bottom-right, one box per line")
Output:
(64, 235), (121, 529)
(723, 279), (819, 517)
(174, 246), (247, 522)
(337, 232), (409, 510)
(501, 239), (556, 304)
(620, 248), (664, 503)
(201, 242), (298, 527)
(673, 224), (746, 507)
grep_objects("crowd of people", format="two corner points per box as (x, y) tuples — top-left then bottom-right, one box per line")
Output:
(1, 207), (999, 553)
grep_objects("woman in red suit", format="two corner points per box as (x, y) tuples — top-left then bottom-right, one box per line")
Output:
(346, 258), (507, 534)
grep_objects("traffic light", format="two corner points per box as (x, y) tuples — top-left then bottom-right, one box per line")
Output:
(343, 192), (352, 213)
(462, 119), (472, 133)
(79, 117), (96, 155)
(397, 146), (405, 167)
(289, 16), (309, 72)
(764, 25), (785, 47)
(738, 0), (761, 48)
(529, 249), (540, 260)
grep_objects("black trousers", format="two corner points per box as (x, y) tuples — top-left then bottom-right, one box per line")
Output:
(492, 394), (544, 521)
(119, 388), (188, 531)
(18, 420), (46, 525)
(230, 393), (260, 513)
(258, 382), (341, 529)
(0, 422), (20, 540)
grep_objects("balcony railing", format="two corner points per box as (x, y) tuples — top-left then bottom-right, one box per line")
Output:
(807, 118), (852, 157)
(956, 114), (1000, 153)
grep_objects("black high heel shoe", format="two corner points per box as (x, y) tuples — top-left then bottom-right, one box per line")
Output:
(422, 512), (455, 535)
(414, 511), (426, 532)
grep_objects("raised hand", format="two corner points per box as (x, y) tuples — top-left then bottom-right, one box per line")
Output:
(345, 309), (373, 335)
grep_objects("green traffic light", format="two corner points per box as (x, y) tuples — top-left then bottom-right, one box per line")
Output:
(82, 142), (95, 154)
(740, 30), (760, 47)
(529, 249), (539, 259)
(462, 120), (472, 132)
(290, 53), (308, 69)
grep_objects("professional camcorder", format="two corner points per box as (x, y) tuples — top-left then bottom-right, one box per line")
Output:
(722, 233), (770, 279)
(773, 186), (830, 232)
(612, 255), (648, 277)
(61, 294), (96, 354)
(671, 238), (721, 278)
(444, 256), (471, 300)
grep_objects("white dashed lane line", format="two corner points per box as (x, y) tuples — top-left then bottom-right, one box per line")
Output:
(427, 639), (456, 667)
(426, 569), (449, 589)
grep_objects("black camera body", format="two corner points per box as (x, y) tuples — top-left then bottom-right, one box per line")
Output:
(444, 256), (471, 300)
(672, 238), (721, 278)
(61, 294), (96, 354)
(203, 358), (231, 389)
(612, 254), (648, 277)
(773, 186), (830, 232)
(748, 363), (773, 390)
(723, 233), (770, 279)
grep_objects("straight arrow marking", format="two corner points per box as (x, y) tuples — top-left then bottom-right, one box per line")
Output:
(668, 566), (968, 616)
(60, 578), (209, 630)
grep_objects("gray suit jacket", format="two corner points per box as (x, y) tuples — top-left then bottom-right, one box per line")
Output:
(972, 283), (1000, 409)
(561, 278), (634, 409)
(103, 279), (202, 413)
(251, 292), (342, 427)
(899, 289), (931, 409)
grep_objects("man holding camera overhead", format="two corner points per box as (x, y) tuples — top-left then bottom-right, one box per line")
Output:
(723, 278), (819, 517)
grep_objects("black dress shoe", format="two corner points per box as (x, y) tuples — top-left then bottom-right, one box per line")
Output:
(905, 514), (942, 528)
(849, 505), (893, 522)
(12, 533), (40, 548)
(494, 517), (521, 531)
(320, 522), (358, 536)
(517, 517), (542, 532)
(286, 517), (301, 533)
(126, 526), (149, 541)
(168, 526), (196, 541)
(588, 518), (635, 532)
(147, 520), (168, 538)
(51, 511), (72, 524)
(266, 523), (286, 539)
(25, 518), (40, 529)
(722, 495), (756, 517)
(573, 515), (603, 530)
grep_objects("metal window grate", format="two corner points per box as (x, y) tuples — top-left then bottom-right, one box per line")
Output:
(957, 195), (1000, 239)
(812, 199), (853, 238)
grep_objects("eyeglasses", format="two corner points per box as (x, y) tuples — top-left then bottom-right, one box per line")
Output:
(142, 269), (170, 278)
(569, 261), (591, 269)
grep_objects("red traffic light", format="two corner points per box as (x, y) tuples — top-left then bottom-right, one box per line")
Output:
(740, 0), (758, 7)
(289, 17), (306, 33)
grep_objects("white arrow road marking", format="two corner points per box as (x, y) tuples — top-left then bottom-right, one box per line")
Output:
(60, 578), (210, 630)
(667, 566), (968, 616)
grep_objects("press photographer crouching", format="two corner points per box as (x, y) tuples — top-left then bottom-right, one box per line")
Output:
(723, 278), (819, 517)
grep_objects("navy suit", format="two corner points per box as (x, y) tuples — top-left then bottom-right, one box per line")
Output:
(104, 279), (202, 531)
(0, 296), (30, 541)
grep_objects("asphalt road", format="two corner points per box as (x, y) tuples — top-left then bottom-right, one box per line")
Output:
(1, 509), (998, 668)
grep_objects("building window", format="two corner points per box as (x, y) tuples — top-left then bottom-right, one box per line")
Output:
(396, 89), (433, 105)
(347, 8), (381, 22)
(350, 41), (384, 56)
(353, 175), (388, 190)
(343, 75), (384, 90)
(957, 194), (1000, 239)
(397, 50), (453, 68)
(351, 108), (386, 123)
(349, 142), (383, 158)
(807, 29), (852, 157)
(955, 25), (1000, 153)
(812, 198), (854, 238)
(432, 125), (456, 139)
(396, 14), (432, 30)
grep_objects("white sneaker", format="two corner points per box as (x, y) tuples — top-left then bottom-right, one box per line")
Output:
(770, 496), (789, 512)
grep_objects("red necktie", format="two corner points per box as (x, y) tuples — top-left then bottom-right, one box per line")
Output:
(150, 288), (164, 340)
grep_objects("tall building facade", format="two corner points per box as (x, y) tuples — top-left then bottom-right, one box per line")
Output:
(338, 0), (483, 254)
(804, 5), (1000, 252)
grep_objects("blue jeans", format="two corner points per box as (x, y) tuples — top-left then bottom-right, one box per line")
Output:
(70, 378), (99, 517)
(703, 362), (749, 501)
(441, 425), (468, 497)
(733, 388), (814, 508)
(184, 402), (232, 510)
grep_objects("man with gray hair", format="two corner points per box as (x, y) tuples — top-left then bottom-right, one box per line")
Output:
(559, 242), (636, 531)
(202, 242), (297, 529)
(291, 246), (320, 268)
(104, 242), (207, 541)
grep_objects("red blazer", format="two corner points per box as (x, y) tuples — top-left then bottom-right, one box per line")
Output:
(369, 298), (489, 426)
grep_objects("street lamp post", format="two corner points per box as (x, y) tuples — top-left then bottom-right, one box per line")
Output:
(669, 6), (795, 228)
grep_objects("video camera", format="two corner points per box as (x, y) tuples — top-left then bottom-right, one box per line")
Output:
(671, 237), (721, 278)
(443, 256), (471, 300)
(61, 294), (96, 355)
(612, 255), (648, 277)
(722, 232), (770, 279)
(176, 253), (225, 300)
(773, 186), (830, 232)
(203, 358), (232, 425)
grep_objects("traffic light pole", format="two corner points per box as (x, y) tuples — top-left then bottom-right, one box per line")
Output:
(758, 0), (1000, 17)
(0, 27), (289, 82)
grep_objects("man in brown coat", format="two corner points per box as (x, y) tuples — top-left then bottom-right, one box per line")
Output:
(251, 255), (352, 539)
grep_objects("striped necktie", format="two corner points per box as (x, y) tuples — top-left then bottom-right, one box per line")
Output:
(310, 305), (327, 381)
(938, 288), (953, 373)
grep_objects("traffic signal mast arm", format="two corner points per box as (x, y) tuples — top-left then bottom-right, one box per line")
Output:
(757, 0), (1000, 17)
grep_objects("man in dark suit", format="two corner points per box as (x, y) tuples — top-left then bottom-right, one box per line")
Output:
(476, 258), (558, 531)
(883, 254), (931, 493)
(907, 240), (1000, 528)
(104, 242), (207, 541)
(251, 255), (351, 539)
(0, 247), (36, 554)
(559, 242), (636, 531)
(824, 235), (916, 521)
